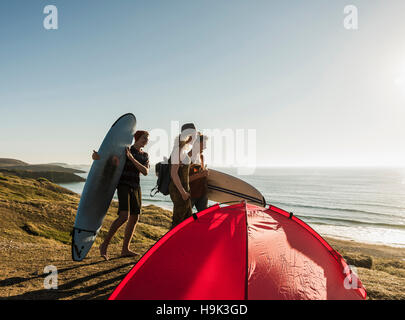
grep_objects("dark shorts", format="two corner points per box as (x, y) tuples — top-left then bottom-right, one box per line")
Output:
(117, 184), (142, 215)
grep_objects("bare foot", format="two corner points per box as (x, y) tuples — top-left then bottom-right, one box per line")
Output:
(99, 243), (109, 261)
(121, 249), (139, 258)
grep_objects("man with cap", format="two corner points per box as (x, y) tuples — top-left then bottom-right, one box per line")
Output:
(169, 123), (197, 228)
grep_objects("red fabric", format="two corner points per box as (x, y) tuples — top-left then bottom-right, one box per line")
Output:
(109, 204), (247, 300)
(110, 202), (366, 300)
(247, 204), (366, 300)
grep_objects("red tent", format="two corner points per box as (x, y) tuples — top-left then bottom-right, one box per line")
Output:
(109, 202), (366, 300)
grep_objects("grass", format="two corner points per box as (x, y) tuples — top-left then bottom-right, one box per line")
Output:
(0, 171), (170, 250)
(326, 238), (405, 299)
(0, 172), (174, 300)
(21, 222), (71, 244)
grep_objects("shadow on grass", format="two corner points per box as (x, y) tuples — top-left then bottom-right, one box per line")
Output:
(0, 256), (125, 288)
(1, 259), (134, 300)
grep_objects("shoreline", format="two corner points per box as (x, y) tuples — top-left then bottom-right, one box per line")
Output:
(325, 236), (405, 260)
(53, 164), (405, 250)
(63, 188), (405, 261)
(136, 201), (405, 250)
(99, 198), (405, 250)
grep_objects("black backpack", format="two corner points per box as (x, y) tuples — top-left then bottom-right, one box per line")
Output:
(150, 158), (171, 196)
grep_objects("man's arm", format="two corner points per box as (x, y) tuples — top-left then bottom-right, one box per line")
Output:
(126, 148), (149, 175)
(171, 164), (190, 200)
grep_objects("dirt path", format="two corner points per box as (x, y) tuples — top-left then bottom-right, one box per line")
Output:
(0, 239), (147, 300)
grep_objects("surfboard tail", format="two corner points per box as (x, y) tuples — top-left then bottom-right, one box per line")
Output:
(71, 228), (98, 261)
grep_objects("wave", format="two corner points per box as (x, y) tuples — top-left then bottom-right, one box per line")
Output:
(271, 201), (404, 219)
(300, 215), (405, 230)
(351, 202), (405, 211)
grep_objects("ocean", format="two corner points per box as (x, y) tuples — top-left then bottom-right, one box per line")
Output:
(59, 166), (405, 248)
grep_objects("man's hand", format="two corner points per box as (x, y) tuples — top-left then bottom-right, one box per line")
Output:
(92, 150), (100, 160)
(126, 147), (135, 161)
(181, 191), (191, 201)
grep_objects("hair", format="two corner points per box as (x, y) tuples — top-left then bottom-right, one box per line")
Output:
(134, 130), (149, 141)
(181, 123), (196, 132)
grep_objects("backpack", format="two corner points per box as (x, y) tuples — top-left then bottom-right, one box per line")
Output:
(150, 157), (171, 196)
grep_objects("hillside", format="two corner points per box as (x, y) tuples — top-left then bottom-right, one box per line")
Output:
(0, 173), (404, 299)
(0, 169), (86, 183)
(0, 158), (85, 183)
(0, 158), (29, 167)
(0, 164), (85, 174)
(0, 173), (172, 299)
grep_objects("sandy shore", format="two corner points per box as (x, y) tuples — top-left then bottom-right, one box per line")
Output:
(325, 237), (405, 299)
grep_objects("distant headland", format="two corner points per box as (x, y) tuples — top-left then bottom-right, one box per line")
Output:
(0, 158), (86, 183)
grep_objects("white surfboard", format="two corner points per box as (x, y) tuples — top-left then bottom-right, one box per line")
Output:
(206, 169), (266, 207)
(72, 113), (136, 261)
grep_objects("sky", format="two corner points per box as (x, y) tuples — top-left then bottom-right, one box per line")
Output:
(1, 0), (405, 167)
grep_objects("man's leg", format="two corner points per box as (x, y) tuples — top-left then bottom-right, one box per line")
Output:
(121, 214), (139, 257)
(99, 210), (129, 260)
(195, 196), (208, 212)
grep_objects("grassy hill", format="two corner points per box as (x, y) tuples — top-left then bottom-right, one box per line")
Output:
(0, 172), (171, 247)
(0, 158), (29, 167)
(0, 169), (86, 183)
(0, 172), (172, 299)
(0, 164), (84, 174)
(0, 172), (404, 299)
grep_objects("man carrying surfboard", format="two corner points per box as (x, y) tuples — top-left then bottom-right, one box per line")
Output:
(169, 123), (197, 228)
(93, 130), (150, 260)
